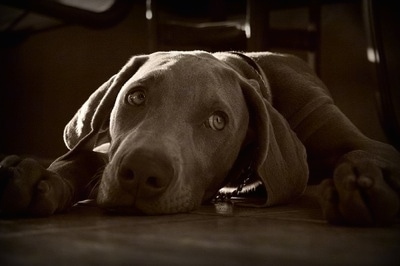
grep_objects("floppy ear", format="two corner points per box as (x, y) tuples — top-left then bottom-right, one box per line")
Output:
(240, 78), (309, 206)
(63, 55), (148, 152)
(216, 52), (308, 206)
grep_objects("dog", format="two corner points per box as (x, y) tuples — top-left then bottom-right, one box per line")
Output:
(1, 51), (399, 226)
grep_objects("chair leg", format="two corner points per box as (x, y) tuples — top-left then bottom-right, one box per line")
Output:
(147, 0), (158, 52)
(308, 1), (321, 76)
(247, 0), (270, 52)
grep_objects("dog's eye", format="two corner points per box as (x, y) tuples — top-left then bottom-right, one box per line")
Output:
(205, 112), (227, 131)
(126, 90), (146, 106)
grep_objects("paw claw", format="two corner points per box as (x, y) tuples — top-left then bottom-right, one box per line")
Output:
(37, 180), (50, 194)
(328, 150), (400, 226)
(358, 176), (373, 188)
(324, 187), (338, 203)
(344, 175), (357, 190)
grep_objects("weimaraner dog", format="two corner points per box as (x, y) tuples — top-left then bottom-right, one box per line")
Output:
(1, 51), (399, 226)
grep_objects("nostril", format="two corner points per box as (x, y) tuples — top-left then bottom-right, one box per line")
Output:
(119, 167), (135, 181)
(146, 176), (164, 189)
(116, 149), (174, 197)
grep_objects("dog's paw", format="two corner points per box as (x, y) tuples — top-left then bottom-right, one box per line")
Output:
(319, 150), (400, 226)
(0, 155), (72, 217)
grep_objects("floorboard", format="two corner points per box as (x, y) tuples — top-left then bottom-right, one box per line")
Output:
(1, 187), (399, 265)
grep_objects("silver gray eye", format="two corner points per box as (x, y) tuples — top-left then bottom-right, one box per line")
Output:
(206, 112), (227, 131)
(126, 90), (146, 106)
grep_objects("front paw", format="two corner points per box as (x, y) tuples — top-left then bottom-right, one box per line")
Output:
(0, 156), (72, 217)
(319, 151), (400, 226)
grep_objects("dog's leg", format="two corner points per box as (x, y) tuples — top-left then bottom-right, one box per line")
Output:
(297, 95), (400, 226)
(296, 92), (400, 226)
(252, 53), (400, 225)
(0, 151), (106, 217)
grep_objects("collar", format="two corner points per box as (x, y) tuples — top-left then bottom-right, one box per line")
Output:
(228, 52), (271, 102)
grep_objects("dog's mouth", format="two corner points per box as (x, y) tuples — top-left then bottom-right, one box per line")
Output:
(101, 206), (150, 216)
(96, 169), (201, 215)
(76, 199), (148, 215)
(92, 160), (267, 215)
(94, 139), (264, 215)
(97, 200), (198, 215)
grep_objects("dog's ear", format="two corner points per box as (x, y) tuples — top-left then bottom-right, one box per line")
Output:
(63, 55), (148, 152)
(240, 77), (309, 206)
(215, 52), (308, 205)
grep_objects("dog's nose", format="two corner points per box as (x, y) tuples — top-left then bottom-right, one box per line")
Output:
(117, 150), (174, 198)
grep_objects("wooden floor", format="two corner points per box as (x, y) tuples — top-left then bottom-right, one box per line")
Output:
(1, 187), (399, 265)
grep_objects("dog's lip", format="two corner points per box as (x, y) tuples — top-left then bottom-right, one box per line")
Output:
(101, 205), (184, 216)
(101, 205), (146, 216)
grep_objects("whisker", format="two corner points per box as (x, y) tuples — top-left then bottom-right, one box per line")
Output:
(86, 165), (105, 199)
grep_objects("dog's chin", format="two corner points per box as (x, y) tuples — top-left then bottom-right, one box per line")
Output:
(100, 204), (196, 216)
(101, 206), (147, 216)
(96, 189), (200, 215)
(98, 201), (198, 216)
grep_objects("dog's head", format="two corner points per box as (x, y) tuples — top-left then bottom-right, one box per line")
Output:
(63, 51), (308, 214)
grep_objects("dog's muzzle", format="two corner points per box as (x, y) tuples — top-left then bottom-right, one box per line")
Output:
(96, 132), (200, 214)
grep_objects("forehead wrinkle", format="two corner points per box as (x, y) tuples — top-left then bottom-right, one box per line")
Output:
(135, 52), (232, 89)
(157, 54), (242, 114)
(122, 65), (169, 95)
